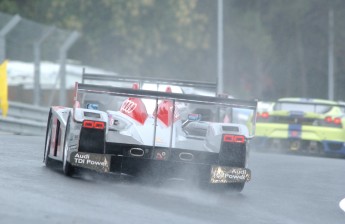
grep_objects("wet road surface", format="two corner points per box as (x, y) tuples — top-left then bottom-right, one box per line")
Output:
(0, 135), (344, 224)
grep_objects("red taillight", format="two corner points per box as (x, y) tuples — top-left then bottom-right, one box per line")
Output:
(325, 116), (333, 123)
(234, 135), (245, 143)
(334, 117), (342, 124)
(223, 134), (245, 143)
(223, 135), (234, 142)
(94, 121), (105, 129)
(83, 120), (105, 129)
(261, 112), (269, 119)
(83, 120), (94, 128)
(257, 112), (269, 119)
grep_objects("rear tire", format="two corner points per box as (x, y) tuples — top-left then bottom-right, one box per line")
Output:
(44, 111), (54, 167)
(63, 154), (74, 177)
(62, 113), (74, 177)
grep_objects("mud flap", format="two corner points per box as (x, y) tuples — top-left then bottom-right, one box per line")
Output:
(210, 166), (251, 183)
(70, 152), (111, 172)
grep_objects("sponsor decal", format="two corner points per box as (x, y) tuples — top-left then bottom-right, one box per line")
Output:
(120, 99), (137, 114)
(68, 144), (78, 151)
(70, 152), (111, 172)
(69, 134), (79, 141)
(155, 137), (165, 144)
(290, 130), (299, 137)
(210, 166), (251, 183)
(153, 149), (169, 160)
(187, 113), (202, 121)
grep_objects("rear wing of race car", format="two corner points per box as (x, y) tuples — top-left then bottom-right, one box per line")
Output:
(274, 100), (343, 114)
(76, 83), (256, 110)
(75, 82), (258, 139)
(82, 71), (217, 95)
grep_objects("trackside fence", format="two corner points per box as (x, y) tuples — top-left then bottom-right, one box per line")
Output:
(0, 101), (47, 135)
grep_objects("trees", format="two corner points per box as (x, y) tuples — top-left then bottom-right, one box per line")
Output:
(223, 0), (345, 100)
(0, 0), (210, 80)
(1, 0), (345, 100)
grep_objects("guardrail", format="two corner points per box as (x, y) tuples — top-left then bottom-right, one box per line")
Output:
(0, 101), (48, 135)
(0, 116), (46, 135)
(8, 101), (48, 122)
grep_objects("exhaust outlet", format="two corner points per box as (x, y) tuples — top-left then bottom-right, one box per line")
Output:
(129, 148), (144, 157)
(179, 152), (194, 161)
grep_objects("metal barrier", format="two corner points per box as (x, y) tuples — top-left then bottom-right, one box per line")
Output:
(8, 101), (48, 122)
(0, 116), (45, 135)
(0, 101), (47, 135)
(0, 12), (80, 106)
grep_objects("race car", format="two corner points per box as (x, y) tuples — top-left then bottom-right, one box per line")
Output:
(43, 81), (257, 192)
(254, 98), (345, 157)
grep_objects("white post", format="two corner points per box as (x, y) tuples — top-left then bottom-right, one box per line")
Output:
(0, 15), (21, 62)
(217, 0), (224, 95)
(328, 6), (334, 100)
(59, 31), (80, 106)
(33, 27), (55, 106)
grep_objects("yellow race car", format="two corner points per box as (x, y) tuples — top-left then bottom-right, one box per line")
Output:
(254, 98), (345, 157)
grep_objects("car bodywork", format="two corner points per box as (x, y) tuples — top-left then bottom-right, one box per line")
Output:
(43, 81), (257, 192)
(254, 98), (345, 157)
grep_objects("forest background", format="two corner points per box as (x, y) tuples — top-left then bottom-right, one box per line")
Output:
(1, 0), (344, 101)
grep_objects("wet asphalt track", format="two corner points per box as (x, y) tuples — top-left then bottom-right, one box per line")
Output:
(0, 135), (344, 224)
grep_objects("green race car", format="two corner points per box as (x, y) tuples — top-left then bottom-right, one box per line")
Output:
(254, 98), (345, 157)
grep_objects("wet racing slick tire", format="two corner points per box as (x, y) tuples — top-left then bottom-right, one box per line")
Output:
(43, 110), (54, 167)
(62, 112), (74, 177)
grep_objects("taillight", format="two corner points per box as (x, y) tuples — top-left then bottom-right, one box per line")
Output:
(325, 116), (333, 123)
(223, 134), (245, 143)
(94, 122), (105, 129)
(261, 112), (269, 118)
(223, 135), (234, 142)
(83, 120), (105, 129)
(324, 116), (342, 124)
(323, 116), (342, 127)
(334, 117), (342, 124)
(83, 120), (94, 128)
(257, 112), (269, 119)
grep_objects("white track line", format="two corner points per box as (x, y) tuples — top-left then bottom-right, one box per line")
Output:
(340, 198), (345, 212)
